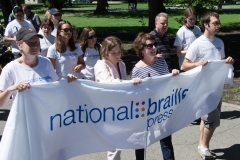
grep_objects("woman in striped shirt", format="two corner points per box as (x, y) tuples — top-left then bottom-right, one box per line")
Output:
(132, 32), (179, 160)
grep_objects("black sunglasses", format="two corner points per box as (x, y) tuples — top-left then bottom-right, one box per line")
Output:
(15, 14), (23, 17)
(144, 42), (157, 49)
(61, 28), (73, 33)
(54, 14), (61, 17)
(87, 35), (97, 39)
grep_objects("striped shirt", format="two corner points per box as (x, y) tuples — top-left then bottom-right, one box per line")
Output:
(131, 58), (169, 79)
(150, 29), (170, 59)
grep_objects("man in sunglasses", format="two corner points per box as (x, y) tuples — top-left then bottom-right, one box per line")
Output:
(150, 12), (176, 71)
(49, 8), (62, 37)
(182, 12), (234, 160)
(22, 5), (41, 32)
(4, 7), (34, 59)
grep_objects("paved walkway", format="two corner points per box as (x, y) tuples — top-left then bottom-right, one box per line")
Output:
(0, 101), (239, 160)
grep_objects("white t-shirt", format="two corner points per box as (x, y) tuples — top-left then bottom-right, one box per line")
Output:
(0, 56), (59, 99)
(47, 44), (83, 78)
(51, 26), (58, 37)
(4, 19), (34, 53)
(174, 25), (201, 67)
(80, 47), (100, 80)
(185, 35), (225, 62)
(39, 35), (55, 57)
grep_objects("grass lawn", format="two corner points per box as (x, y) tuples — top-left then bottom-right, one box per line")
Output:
(0, 2), (239, 39)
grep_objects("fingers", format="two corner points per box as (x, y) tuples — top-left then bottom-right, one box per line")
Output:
(172, 69), (180, 76)
(226, 56), (234, 64)
(16, 82), (30, 92)
(156, 54), (162, 58)
(67, 74), (77, 83)
(198, 58), (208, 66)
(133, 78), (142, 85)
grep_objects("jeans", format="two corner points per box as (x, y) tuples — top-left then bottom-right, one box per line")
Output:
(135, 135), (175, 160)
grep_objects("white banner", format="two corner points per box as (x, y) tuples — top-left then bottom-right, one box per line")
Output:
(0, 61), (233, 160)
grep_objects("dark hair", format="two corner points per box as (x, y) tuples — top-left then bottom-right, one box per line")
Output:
(201, 12), (219, 30)
(133, 32), (156, 59)
(22, 5), (31, 10)
(55, 20), (76, 53)
(40, 19), (54, 31)
(100, 36), (124, 60)
(79, 26), (100, 53)
(183, 7), (197, 24)
(13, 6), (23, 14)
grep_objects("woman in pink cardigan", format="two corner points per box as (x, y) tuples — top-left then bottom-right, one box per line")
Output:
(94, 36), (141, 160)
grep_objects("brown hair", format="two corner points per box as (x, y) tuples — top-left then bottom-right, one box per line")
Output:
(40, 19), (54, 31)
(183, 7), (197, 24)
(201, 11), (219, 30)
(55, 20), (76, 53)
(100, 36), (124, 60)
(79, 26), (100, 53)
(133, 32), (156, 59)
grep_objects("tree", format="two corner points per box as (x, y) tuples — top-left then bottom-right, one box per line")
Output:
(148, 0), (166, 30)
(94, 0), (108, 14)
(0, 0), (13, 26)
(48, 0), (65, 9)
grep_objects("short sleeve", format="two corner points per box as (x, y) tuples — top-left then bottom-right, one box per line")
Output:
(47, 45), (57, 59)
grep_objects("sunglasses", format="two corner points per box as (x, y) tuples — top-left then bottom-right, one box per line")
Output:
(61, 28), (73, 33)
(87, 35), (97, 39)
(144, 42), (157, 49)
(54, 14), (61, 17)
(212, 21), (221, 26)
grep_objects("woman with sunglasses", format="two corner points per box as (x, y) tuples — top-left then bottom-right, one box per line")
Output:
(79, 26), (101, 80)
(132, 32), (179, 160)
(47, 20), (85, 79)
(39, 19), (55, 57)
(94, 36), (141, 160)
(174, 7), (201, 70)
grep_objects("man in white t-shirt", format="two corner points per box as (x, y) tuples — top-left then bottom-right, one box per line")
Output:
(4, 7), (34, 59)
(182, 12), (234, 160)
(174, 7), (201, 69)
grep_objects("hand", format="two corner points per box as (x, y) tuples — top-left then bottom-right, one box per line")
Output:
(156, 53), (162, 58)
(73, 65), (82, 73)
(67, 74), (77, 83)
(197, 58), (208, 66)
(12, 82), (30, 92)
(132, 78), (142, 85)
(171, 69), (180, 76)
(226, 56), (234, 64)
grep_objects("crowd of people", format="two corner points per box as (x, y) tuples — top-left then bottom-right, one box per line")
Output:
(0, 5), (235, 160)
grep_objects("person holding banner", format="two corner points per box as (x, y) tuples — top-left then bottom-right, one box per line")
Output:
(182, 12), (234, 160)
(47, 20), (86, 79)
(0, 27), (59, 107)
(94, 36), (141, 160)
(132, 32), (179, 160)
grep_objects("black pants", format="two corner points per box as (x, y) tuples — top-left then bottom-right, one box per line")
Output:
(135, 135), (175, 160)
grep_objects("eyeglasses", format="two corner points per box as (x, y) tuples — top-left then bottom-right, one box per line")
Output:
(54, 14), (61, 17)
(61, 28), (73, 33)
(187, 18), (196, 21)
(211, 21), (221, 26)
(15, 14), (23, 17)
(87, 35), (97, 39)
(144, 42), (157, 49)
(159, 22), (168, 26)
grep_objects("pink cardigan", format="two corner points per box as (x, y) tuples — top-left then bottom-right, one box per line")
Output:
(94, 59), (127, 82)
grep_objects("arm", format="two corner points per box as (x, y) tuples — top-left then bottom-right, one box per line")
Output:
(4, 36), (16, 42)
(176, 46), (186, 57)
(73, 55), (86, 73)
(48, 57), (56, 69)
(182, 58), (208, 71)
(0, 82), (30, 107)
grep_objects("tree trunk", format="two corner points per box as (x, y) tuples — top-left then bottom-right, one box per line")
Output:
(0, 0), (13, 26)
(94, 0), (108, 14)
(148, 0), (166, 30)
